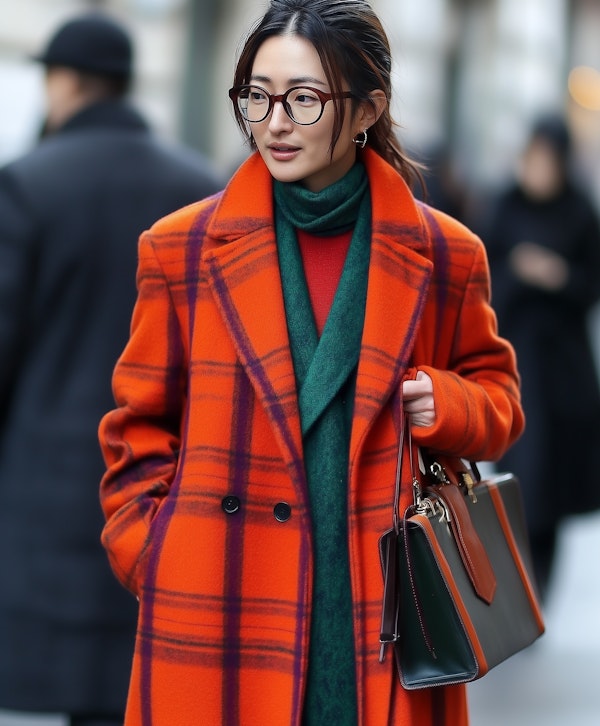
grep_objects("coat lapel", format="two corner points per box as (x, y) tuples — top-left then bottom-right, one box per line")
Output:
(350, 152), (434, 460)
(202, 155), (304, 478)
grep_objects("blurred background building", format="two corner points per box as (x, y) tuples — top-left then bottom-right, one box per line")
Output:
(1, 1), (600, 725)
(2, 0), (600, 204)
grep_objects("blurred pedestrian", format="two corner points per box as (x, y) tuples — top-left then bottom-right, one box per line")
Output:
(98, 1), (523, 724)
(484, 113), (600, 601)
(0, 11), (223, 726)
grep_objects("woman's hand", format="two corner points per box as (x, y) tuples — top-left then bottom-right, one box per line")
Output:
(402, 371), (436, 427)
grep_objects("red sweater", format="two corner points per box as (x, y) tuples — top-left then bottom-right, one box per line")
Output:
(297, 228), (352, 336)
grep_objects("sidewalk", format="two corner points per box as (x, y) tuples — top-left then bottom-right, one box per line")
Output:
(468, 510), (600, 726)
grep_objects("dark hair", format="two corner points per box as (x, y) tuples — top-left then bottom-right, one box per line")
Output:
(76, 69), (131, 99)
(231, 0), (421, 186)
(529, 113), (571, 161)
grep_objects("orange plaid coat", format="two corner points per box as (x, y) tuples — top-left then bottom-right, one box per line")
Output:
(99, 149), (524, 726)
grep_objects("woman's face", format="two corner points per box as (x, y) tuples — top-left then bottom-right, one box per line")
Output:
(518, 138), (565, 201)
(248, 34), (364, 192)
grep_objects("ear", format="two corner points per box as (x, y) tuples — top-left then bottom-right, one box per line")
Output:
(356, 89), (387, 130)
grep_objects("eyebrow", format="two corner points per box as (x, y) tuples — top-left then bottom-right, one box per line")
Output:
(250, 74), (327, 87)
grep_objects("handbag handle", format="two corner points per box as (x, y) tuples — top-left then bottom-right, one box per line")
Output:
(391, 408), (406, 533)
(391, 408), (423, 528)
(378, 398), (407, 661)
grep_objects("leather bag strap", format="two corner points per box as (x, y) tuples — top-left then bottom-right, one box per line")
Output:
(426, 482), (497, 604)
(378, 399), (407, 662)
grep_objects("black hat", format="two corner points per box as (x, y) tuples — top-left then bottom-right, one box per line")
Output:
(33, 13), (133, 77)
(530, 114), (571, 159)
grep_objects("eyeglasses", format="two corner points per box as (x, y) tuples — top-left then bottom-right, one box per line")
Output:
(229, 84), (354, 126)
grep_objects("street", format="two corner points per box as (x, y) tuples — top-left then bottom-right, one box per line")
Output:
(468, 510), (600, 725)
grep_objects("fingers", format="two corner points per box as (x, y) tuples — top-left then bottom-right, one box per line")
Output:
(402, 371), (432, 400)
(402, 371), (435, 427)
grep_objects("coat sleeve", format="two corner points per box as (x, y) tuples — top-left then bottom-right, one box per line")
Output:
(411, 228), (525, 462)
(99, 229), (185, 593)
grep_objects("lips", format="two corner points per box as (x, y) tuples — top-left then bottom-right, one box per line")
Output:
(268, 144), (300, 160)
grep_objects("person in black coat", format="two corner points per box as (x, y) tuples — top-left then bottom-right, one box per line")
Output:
(0, 12), (224, 726)
(484, 114), (600, 602)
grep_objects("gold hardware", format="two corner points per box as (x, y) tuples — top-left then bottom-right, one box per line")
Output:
(461, 471), (478, 503)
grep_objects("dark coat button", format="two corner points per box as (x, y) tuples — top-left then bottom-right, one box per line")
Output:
(273, 502), (292, 522)
(222, 495), (241, 514)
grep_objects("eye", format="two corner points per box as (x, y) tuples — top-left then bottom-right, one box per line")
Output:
(290, 88), (320, 106)
(248, 87), (269, 104)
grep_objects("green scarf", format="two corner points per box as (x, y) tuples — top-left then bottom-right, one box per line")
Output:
(274, 163), (371, 726)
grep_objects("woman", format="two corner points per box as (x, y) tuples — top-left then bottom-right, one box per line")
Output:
(485, 114), (600, 600)
(99, 1), (523, 724)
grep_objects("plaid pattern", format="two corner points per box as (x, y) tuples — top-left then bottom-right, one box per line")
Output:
(99, 149), (523, 726)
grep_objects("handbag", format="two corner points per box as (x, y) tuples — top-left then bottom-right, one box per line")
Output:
(378, 414), (545, 689)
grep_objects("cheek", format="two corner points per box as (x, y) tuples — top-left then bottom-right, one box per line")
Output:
(309, 130), (334, 155)
(327, 112), (358, 157)
(250, 121), (267, 143)
(305, 119), (341, 158)
(329, 128), (358, 164)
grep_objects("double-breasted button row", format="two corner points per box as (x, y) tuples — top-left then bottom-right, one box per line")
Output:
(221, 496), (292, 522)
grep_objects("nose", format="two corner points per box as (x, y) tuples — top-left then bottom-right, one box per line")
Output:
(268, 100), (293, 131)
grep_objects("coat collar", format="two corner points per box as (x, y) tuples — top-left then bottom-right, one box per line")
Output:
(203, 150), (432, 469)
(54, 100), (150, 136)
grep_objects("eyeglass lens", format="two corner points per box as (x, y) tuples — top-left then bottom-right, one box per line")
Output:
(237, 86), (325, 125)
